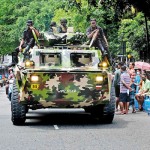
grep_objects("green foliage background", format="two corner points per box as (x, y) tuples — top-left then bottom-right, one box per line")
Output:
(0, 0), (149, 59)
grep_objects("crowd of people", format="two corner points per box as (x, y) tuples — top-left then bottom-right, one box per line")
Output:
(114, 62), (150, 115)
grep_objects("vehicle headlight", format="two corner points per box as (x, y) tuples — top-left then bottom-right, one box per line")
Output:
(25, 60), (35, 68)
(96, 76), (104, 82)
(102, 62), (108, 67)
(31, 75), (39, 82)
(98, 61), (108, 68)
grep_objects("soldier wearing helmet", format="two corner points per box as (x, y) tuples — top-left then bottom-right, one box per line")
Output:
(57, 19), (68, 33)
(48, 21), (58, 34)
(9, 20), (40, 66)
(19, 20), (40, 51)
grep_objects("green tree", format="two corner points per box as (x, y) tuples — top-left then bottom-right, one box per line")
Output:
(0, 0), (65, 54)
(0, 0), (149, 61)
(118, 13), (150, 59)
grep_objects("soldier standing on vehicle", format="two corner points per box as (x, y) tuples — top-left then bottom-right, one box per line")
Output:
(86, 18), (109, 55)
(57, 19), (68, 33)
(10, 20), (40, 66)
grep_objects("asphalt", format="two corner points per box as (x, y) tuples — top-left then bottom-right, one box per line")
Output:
(0, 86), (150, 150)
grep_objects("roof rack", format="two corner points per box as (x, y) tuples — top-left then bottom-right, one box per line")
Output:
(52, 44), (94, 50)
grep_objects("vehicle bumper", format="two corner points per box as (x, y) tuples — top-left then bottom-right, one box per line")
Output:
(18, 72), (111, 108)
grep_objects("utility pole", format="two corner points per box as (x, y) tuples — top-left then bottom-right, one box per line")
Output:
(144, 14), (150, 62)
(0, 55), (3, 64)
(122, 41), (126, 64)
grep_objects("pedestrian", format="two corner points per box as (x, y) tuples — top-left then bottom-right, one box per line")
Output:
(5, 67), (14, 95)
(8, 68), (14, 80)
(135, 73), (150, 111)
(114, 62), (124, 111)
(134, 69), (141, 93)
(119, 66), (132, 114)
(129, 71), (136, 113)
(127, 62), (135, 77)
(86, 18), (109, 55)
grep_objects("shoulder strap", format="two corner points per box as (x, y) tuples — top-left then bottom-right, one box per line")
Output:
(31, 29), (40, 47)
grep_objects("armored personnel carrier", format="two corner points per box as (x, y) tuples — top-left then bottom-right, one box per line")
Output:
(11, 31), (115, 125)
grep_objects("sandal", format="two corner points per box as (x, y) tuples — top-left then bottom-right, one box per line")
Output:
(123, 110), (127, 114)
(139, 105), (143, 111)
(116, 109), (119, 112)
(139, 107), (143, 111)
(132, 110), (136, 113)
(115, 112), (124, 115)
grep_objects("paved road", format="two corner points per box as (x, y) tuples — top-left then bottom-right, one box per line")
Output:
(0, 86), (150, 150)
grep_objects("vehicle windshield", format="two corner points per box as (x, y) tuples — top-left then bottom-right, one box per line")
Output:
(70, 53), (92, 67)
(40, 53), (61, 66)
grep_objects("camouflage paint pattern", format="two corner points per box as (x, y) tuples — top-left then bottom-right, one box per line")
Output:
(15, 48), (112, 108)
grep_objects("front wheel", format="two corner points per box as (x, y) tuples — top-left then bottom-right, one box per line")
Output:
(0, 83), (3, 87)
(11, 80), (26, 125)
(8, 93), (11, 101)
(102, 80), (116, 123)
(100, 114), (114, 124)
(87, 80), (115, 124)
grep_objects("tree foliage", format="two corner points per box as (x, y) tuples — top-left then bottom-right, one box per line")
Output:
(118, 13), (150, 58)
(0, 0), (63, 54)
(0, 0), (149, 60)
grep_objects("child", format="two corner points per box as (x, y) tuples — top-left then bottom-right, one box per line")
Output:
(130, 77), (136, 113)
(134, 69), (141, 93)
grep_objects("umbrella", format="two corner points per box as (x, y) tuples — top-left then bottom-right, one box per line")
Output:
(135, 61), (150, 70)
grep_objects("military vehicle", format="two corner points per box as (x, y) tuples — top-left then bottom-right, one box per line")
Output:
(11, 31), (115, 125)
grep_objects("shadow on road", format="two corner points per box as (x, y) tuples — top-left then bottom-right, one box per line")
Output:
(24, 109), (129, 129)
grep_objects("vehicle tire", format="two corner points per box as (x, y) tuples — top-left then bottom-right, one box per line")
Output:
(9, 93), (11, 101)
(5, 85), (9, 95)
(89, 80), (115, 124)
(0, 83), (3, 87)
(89, 105), (104, 119)
(25, 107), (29, 113)
(102, 79), (115, 123)
(11, 80), (26, 125)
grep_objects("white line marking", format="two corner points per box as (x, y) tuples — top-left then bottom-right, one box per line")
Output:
(54, 125), (59, 130)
